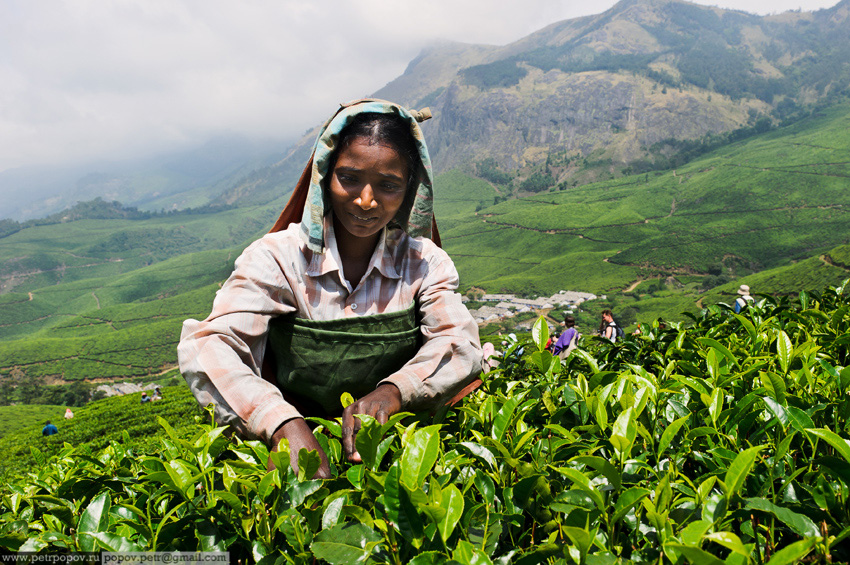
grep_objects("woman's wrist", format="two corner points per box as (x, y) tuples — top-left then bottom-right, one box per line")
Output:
(270, 417), (305, 449)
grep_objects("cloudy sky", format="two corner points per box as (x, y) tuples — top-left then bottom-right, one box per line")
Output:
(0, 0), (841, 173)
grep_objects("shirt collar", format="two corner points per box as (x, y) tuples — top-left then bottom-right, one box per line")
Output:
(305, 215), (402, 280)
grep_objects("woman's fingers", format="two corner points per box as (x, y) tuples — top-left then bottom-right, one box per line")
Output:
(267, 418), (331, 479)
(342, 403), (361, 462)
(343, 385), (403, 462)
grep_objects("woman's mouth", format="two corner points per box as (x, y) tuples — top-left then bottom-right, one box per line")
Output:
(350, 212), (377, 222)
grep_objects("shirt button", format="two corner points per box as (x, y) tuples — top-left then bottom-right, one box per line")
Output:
(351, 303), (358, 310)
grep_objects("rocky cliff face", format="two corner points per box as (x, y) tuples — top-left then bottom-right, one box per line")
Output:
(222, 0), (850, 202)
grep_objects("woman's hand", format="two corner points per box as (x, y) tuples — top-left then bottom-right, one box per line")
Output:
(342, 383), (402, 463)
(268, 417), (331, 479)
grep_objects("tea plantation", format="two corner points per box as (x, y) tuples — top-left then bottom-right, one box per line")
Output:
(2, 280), (849, 563)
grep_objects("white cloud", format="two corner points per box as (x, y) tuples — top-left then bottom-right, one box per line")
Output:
(0, 0), (841, 172)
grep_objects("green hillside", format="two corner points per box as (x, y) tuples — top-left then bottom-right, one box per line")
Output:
(443, 104), (850, 296)
(0, 386), (202, 479)
(0, 404), (65, 438)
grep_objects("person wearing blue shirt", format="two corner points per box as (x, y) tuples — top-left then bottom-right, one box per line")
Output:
(42, 421), (58, 436)
(734, 284), (754, 313)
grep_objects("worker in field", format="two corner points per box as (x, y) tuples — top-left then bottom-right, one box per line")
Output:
(179, 100), (484, 479)
(552, 314), (579, 359)
(41, 421), (58, 436)
(734, 284), (754, 313)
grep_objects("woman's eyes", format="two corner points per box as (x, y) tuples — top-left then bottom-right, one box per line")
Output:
(337, 173), (403, 192)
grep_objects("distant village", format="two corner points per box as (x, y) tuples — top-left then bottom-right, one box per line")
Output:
(463, 290), (599, 330)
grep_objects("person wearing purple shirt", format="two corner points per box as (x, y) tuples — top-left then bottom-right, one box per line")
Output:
(552, 315), (579, 358)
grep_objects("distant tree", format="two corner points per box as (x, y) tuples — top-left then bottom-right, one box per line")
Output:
(617, 307), (638, 327)
(0, 382), (12, 406)
(18, 375), (42, 404)
(476, 158), (513, 185)
(520, 172), (556, 193)
(63, 381), (90, 407)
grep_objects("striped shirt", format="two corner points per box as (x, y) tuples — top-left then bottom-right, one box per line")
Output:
(178, 219), (483, 443)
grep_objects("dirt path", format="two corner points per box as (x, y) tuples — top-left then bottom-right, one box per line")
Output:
(91, 292), (101, 309)
(624, 280), (643, 292)
(820, 254), (850, 271)
(28, 292), (33, 301)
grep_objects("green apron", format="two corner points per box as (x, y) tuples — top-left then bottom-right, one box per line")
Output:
(266, 305), (421, 417)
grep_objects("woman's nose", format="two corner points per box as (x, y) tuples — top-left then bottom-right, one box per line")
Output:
(355, 185), (378, 210)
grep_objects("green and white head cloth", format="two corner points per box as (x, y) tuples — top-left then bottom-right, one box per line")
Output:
(299, 99), (435, 254)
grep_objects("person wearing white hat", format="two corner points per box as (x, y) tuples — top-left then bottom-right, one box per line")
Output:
(734, 284), (753, 313)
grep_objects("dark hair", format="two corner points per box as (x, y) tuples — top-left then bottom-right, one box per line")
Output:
(598, 309), (614, 332)
(328, 112), (420, 195)
(563, 314), (575, 327)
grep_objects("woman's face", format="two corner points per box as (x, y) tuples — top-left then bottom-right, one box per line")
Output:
(329, 137), (409, 244)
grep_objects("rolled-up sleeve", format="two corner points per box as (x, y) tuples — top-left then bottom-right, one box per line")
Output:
(381, 245), (483, 408)
(177, 239), (301, 443)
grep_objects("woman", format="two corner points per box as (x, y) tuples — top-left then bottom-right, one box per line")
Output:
(600, 309), (619, 342)
(552, 314), (578, 359)
(178, 99), (483, 478)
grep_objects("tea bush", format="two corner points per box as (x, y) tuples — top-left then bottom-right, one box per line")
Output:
(2, 281), (850, 563)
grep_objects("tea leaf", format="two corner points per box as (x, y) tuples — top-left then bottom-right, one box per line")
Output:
(744, 498), (819, 537)
(664, 543), (724, 565)
(725, 446), (764, 498)
(806, 428), (850, 466)
(437, 483), (464, 542)
(532, 316), (549, 353)
(760, 372), (787, 404)
(776, 330), (793, 374)
(763, 538), (817, 565)
(400, 425), (440, 490)
(610, 407), (636, 460)
(612, 487), (650, 523)
(704, 531), (750, 557)
(311, 522), (382, 564)
(78, 492), (111, 534)
(658, 415), (689, 456)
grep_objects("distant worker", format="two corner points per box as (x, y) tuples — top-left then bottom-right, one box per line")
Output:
(600, 310), (623, 342)
(140, 392), (151, 404)
(64, 408), (74, 419)
(42, 421), (58, 436)
(734, 284), (754, 313)
(552, 315), (579, 359)
(152, 387), (163, 401)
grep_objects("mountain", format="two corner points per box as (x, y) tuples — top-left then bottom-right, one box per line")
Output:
(0, 135), (291, 222)
(222, 0), (849, 206)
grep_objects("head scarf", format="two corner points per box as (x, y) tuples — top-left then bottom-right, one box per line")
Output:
(270, 99), (440, 252)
